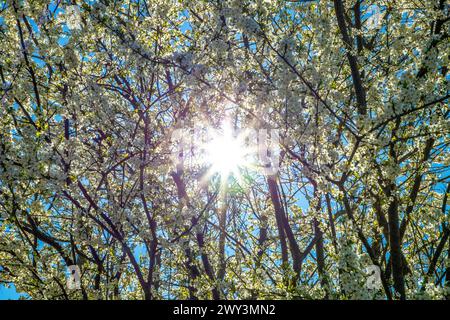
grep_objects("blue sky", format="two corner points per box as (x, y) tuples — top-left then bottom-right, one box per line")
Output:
(0, 284), (24, 300)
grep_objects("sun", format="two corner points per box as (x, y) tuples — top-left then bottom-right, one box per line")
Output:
(203, 124), (250, 180)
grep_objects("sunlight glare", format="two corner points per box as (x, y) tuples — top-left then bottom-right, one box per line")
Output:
(204, 125), (248, 179)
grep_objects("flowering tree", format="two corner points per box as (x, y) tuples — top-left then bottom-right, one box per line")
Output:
(0, 0), (449, 300)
